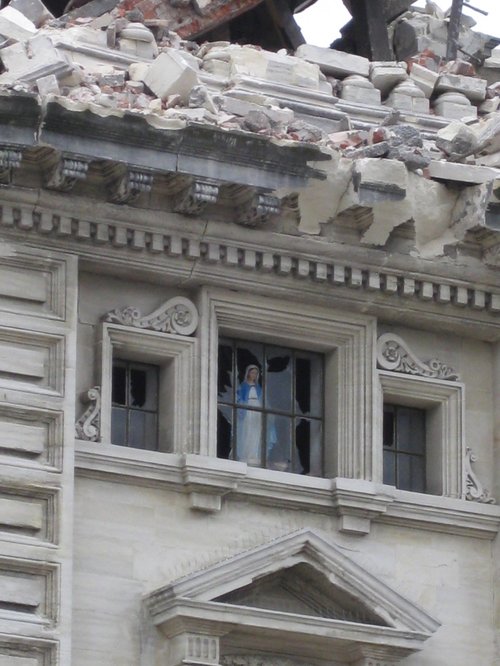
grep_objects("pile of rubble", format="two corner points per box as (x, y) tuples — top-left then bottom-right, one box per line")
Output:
(0, 0), (499, 171)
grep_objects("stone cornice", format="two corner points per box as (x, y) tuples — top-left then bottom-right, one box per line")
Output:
(1, 198), (499, 329)
(74, 443), (500, 539)
(0, 92), (326, 191)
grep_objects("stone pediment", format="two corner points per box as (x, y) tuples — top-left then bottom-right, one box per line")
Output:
(144, 529), (440, 666)
(215, 563), (387, 626)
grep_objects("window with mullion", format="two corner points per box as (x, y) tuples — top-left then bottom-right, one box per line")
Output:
(111, 360), (159, 450)
(217, 339), (323, 475)
(383, 404), (426, 492)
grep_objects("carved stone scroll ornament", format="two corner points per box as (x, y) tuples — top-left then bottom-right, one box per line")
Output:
(235, 193), (281, 227)
(0, 147), (22, 184)
(45, 156), (89, 192)
(465, 448), (496, 504)
(108, 169), (154, 204)
(376, 333), (459, 380)
(75, 387), (101, 442)
(172, 180), (219, 215)
(103, 296), (199, 336)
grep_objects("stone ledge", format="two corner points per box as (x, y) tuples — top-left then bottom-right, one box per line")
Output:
(74, 442), (500, 539)
(1, 200), (499, 325)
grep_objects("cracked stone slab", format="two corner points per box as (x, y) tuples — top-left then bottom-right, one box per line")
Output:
(428, 161), (498, 185)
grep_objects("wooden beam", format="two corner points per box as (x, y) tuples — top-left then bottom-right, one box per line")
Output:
(267, 0), (306, 50)
(446, 0), (464, 61)
(349, 0), (393, 60)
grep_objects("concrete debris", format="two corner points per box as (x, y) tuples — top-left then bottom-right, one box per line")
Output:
(393, 11), (498, 63)
(385, 80), (429, 114)
(0, 5), (37, 42)
(433, 92), (477, 120)
(369, 61), (408, 97)
(9, 0), (53, 28)
(0, 35), (73, 84)
(409, 62), (438, 98)
(0, 0), (495, 218)
(36, 73), (60, 95)
(144, 49), (200, 102)
(341, 75), (381, 106)
(353, 157), (407, 198)
(435, 73), (487, 103)
(436, 121), (479, 160)
(295, 44), (370, 79)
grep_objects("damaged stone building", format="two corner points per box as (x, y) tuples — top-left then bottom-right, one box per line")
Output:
(0, 0), (500, 663)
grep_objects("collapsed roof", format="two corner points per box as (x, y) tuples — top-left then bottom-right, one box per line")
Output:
(0, 0), (499, 266)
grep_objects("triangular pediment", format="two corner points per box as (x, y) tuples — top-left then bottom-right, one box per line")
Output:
(216, 563), (387, 627)
(145, 529), (440, 665)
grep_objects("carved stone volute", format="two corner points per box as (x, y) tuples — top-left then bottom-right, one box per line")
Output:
(103, 296), (199, 336)
(465, 448), (496, 504)
(75, 386), (101, 441)
(377, 333), (459, 380)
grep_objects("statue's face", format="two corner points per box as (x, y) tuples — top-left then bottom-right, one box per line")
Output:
(247, 368), (259, 383)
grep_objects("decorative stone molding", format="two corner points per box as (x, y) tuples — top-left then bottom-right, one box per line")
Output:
(172, 180), (219, 215)
(45, 156), (90, 192)
(222, 657), (307, 666)
(377, 333), (459, 380)
(0, 147), (22, 184)
(98, 323), (199, 451)
(103, 296), (199, 336)
(75, 387), (101, 442)
(181, 454), (247, 513)
(145, 529), (440, 666)
(0, 202), (499, 319)
(108, 168), (154, 204)
(465, 448), (496, 504)
(169, 633), (220, 666)
(484, 243), (500, 268)
(235, 193), (281, 226)
(75, 444), (500, 539)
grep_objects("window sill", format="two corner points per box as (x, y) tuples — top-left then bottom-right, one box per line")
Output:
(74, 441), (500, 539)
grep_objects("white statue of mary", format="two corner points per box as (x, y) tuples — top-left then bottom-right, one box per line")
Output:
(236, 365), (262, 465)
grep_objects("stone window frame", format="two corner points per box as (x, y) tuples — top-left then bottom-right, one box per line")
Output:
(199, 288), (377, 481)
(99, 322), (198, 453)
(377, 371), (465, 498)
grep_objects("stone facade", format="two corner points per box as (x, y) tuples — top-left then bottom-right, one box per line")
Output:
(0, 4), (500, 666)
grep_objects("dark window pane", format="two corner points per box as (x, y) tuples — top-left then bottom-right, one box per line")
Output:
(111, 407), (127, 446)
(401, 455), (425, 493)
(218, 343), (233, 402)
(267, 415), (291, 472)
(129, 409), (146, 448)
(112, 364), (127, 405)
(112, 361), (159, 450)
(383, 406), (395, 448)
(295, 357), (311, 414)
(308, 419), (323, 477)
(142, 412), (158, 451)
(401, 408), (426, 454)
(217, 406), (233, 460)
(310, 354), (323, 417)
(266, 347), (292, 413)
(127, 410), (157, 449)
(294, 417), (310, 474)
(236, 407), (262, 466)
(383, 450), (396, 486)
(130, 368), (147, 408)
